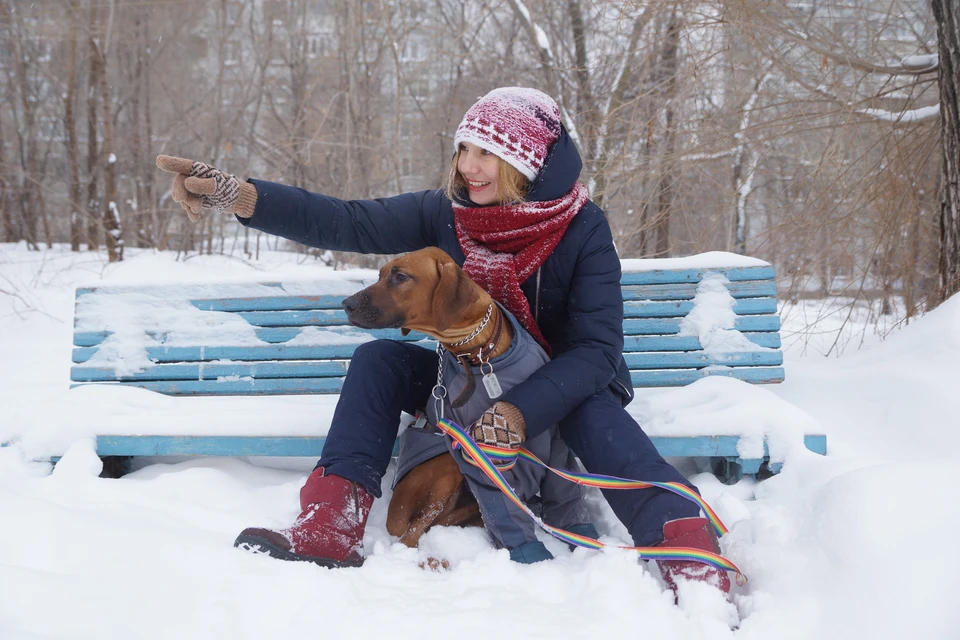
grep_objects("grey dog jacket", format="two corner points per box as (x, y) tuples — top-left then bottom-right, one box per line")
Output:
(394, 306), (590, 550)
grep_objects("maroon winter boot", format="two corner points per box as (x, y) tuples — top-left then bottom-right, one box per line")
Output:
(657, 517), (732, 601)
(234, 467), (374, 568)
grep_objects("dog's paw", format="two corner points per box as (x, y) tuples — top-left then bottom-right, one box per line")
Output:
(418, 557), (451, 571)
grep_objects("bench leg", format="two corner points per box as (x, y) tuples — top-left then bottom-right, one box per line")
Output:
(710, 457), (779, 484)
(99, 456), (132, 479)
(710, 457), (743, 484)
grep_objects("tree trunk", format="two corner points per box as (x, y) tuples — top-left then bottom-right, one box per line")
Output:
(142, 10), (159, 250)
(86, 5), (101, 251)
(129, 12), (144, 247)
(0, 116), (11, 241)
(653, 106), (678, 258)
(652, 12), (682, 258)
(933, 0), (960, 301)
(98, 3), (123, 263)
(567, 0), (595, 152)
(66, 0), (83, 252)
(5, 3), (40, 249)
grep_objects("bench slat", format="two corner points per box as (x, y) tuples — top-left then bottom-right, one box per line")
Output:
(77, 377), (346, 395)
(230, 299), (778, 327)
(622, 315), (778, 335)
(71, 350), (783, 383)
(234, 309), (348, 326)
(624, 297), (776, 318)
(624, 333), (781, 351)
(72, 342), (370, 364)
(622, 280), (776, 301)
(619, 265), (775, 285)
(623, 351), (783, 369)
(71, 366), (784, 395)
(630, 367), (784, 386)
(192, 294), (349, 312)
(72, 332), (783, 365)
(72, 326), (420, 348)
(190, 286), (778, 313)
(88, 433), (826, 458)
(73, 315), (781, 350)
(70, 361), (349, 382)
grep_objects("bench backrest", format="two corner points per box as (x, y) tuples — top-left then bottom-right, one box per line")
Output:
(71, 262), (783, 395)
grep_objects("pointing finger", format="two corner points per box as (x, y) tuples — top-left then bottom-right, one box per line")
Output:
(156, 154), (195, 174)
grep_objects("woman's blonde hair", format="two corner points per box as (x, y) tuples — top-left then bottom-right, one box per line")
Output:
(446, 148), (530, 205)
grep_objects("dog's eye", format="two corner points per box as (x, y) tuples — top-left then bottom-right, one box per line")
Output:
(392, 271), (410, 284)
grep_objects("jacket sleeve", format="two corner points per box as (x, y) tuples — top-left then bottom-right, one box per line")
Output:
(502, 218), (625, 439)
(237, 179), (445, 254)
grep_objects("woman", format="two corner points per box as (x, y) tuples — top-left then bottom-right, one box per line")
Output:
(157, 87), (729, 595)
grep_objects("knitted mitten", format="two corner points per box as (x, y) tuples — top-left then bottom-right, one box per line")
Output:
(470, 401), (526, 450)
(156, 155), (258, 222)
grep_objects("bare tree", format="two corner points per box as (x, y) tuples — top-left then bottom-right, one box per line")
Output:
(85, 1), (101, 251)
(95, 0), (122, 262)
(65, 0), (84, 252)
(933, 0), (960, 301)
(1, 1), (44, 248)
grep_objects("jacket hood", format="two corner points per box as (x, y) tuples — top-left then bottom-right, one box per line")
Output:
(525, 124), (583, 202)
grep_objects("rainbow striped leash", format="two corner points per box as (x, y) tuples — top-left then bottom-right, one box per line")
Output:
(435, 418), (745, 581)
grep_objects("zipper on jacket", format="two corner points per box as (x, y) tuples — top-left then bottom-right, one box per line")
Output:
(535, 267), (541, 322)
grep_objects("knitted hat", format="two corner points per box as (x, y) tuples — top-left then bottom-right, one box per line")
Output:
(453, 87), (562, 182)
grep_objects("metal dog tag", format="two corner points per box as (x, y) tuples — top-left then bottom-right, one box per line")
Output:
(482, 372), (503, 399)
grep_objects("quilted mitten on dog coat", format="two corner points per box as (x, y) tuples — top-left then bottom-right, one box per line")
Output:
(469, 401), (526, 454)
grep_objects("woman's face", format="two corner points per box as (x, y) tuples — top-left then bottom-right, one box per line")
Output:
(456, 142), (501, 205)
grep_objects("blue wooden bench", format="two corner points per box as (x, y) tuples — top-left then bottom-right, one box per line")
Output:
(66, 257), (826, 481)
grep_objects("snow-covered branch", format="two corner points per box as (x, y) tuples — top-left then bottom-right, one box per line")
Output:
(856, 104), (940, 124)
(680, 149), (736, 162)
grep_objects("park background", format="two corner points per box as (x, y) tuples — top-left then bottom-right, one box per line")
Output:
(2, 1), (960, 638)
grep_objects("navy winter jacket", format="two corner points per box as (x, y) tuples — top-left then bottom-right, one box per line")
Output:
(238, 127), (635, 439)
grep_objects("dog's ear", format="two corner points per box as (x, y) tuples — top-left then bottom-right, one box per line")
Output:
(431, 259), (479, 333)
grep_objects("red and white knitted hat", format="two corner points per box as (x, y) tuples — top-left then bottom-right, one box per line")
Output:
(453, 87), (562, 182)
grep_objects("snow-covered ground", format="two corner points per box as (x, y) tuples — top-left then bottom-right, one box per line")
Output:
(1, 243), (958, 639)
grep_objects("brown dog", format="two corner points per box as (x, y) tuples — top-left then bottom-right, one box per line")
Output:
(341, 247), (515, 550)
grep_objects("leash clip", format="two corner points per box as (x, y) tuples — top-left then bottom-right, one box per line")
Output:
(432, 343), (447, 420)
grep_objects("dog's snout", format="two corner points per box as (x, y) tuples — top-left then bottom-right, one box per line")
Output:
(343, 290), (383, 328)
(342, 293), (362, 314)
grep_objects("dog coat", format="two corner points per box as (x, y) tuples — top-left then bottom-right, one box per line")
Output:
(394, 306), (590, 547)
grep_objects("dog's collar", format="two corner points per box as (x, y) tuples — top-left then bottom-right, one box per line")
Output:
(449, 303), (493, 348)
(444, 308), (506, 409)
(445, 304), (505, 366)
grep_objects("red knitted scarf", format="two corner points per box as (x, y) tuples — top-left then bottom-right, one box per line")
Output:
(453, 182), (589, 354)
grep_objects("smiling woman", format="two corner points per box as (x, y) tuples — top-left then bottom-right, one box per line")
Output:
(154, 86), (732, 602)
